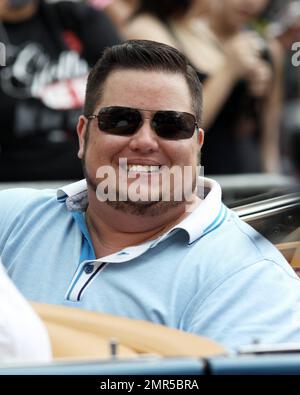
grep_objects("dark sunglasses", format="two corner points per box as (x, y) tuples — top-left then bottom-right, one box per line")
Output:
(87, 106), (199, 140)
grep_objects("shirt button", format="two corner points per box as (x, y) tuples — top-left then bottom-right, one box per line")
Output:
(84, 263), (94, 274)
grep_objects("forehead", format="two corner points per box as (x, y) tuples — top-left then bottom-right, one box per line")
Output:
(97, 69), (193, 113)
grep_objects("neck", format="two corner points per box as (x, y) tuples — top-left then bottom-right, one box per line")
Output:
(85, 191), (199, 258)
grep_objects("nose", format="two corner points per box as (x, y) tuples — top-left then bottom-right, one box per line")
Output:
(128, 119), (159, 154)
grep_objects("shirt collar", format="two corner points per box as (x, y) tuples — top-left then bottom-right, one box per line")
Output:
(57, 179), (87, 201)
(150, 177), (224, 244)
(57, 177), (225, 245)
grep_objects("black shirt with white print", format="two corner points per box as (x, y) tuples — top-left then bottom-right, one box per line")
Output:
(0, 0), (121, 180)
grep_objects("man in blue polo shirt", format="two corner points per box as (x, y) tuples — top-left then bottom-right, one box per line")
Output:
(1, 40), (300, 352)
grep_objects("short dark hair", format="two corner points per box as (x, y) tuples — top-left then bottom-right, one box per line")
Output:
(84, 40), (202, 124)
(135, 0), (193, 21)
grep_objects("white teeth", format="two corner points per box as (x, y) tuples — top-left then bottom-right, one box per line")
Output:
(127, 165), (161, 173)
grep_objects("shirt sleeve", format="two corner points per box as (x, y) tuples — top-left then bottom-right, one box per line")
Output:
(0, 262), (52, 362)
(181, 259), (300, 351)
(0, 188), (55, 261)
(0, 189), (28, 249)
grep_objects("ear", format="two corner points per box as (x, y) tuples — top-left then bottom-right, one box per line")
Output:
(77, 115), (88, 159)
(197, 128), (204, 148)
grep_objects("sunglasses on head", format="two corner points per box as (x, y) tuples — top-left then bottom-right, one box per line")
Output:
(87, 106), (199, 140)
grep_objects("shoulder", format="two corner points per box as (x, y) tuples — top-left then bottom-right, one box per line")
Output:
(187, 208), (291, 281)
(124, 14), (178, 47)
(181, 210), (298, 311)
(0, 187), (59, 225)
(0, 188), (71, 268)
(217, 210), (287, 264)
(0, 187), (56, 205)
(181, 18), (227, 73)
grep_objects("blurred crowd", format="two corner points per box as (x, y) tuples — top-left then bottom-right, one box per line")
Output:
(0, 0), (299, 181)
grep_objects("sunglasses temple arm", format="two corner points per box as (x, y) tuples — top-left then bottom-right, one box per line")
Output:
(86, 115), (98, 120)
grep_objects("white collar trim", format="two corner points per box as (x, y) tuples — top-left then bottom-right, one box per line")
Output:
(57, 179), (87, 200)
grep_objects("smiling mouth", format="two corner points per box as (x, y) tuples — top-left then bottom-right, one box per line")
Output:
(126, 164), (162, 173)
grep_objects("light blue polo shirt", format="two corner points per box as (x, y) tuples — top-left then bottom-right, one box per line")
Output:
(1, 177), (300, 351)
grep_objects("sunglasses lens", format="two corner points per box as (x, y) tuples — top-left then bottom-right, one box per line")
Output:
(98, 107), (141, 135)
(152, 111), (196, 140)
(95, 107), (196, 140)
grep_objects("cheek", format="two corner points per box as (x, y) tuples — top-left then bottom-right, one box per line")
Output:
(84, 134), (105, 167)
(85, 133), (129, 166)
(170, 140), (199, 166)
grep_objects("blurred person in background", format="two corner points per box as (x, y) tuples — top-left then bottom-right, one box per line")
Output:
(88, 0), (137, 35)
(0, 0), (121, 181)
(267, 0), (300, 178)
(267, 0), (300, 52)
(124, 0), (209, 53)
(125, 0), (283, 175)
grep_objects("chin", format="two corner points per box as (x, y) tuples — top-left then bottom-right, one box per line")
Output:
(105, 199), (183, 217)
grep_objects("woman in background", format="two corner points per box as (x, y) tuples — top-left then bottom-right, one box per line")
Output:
(125, 0), (283, 175)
